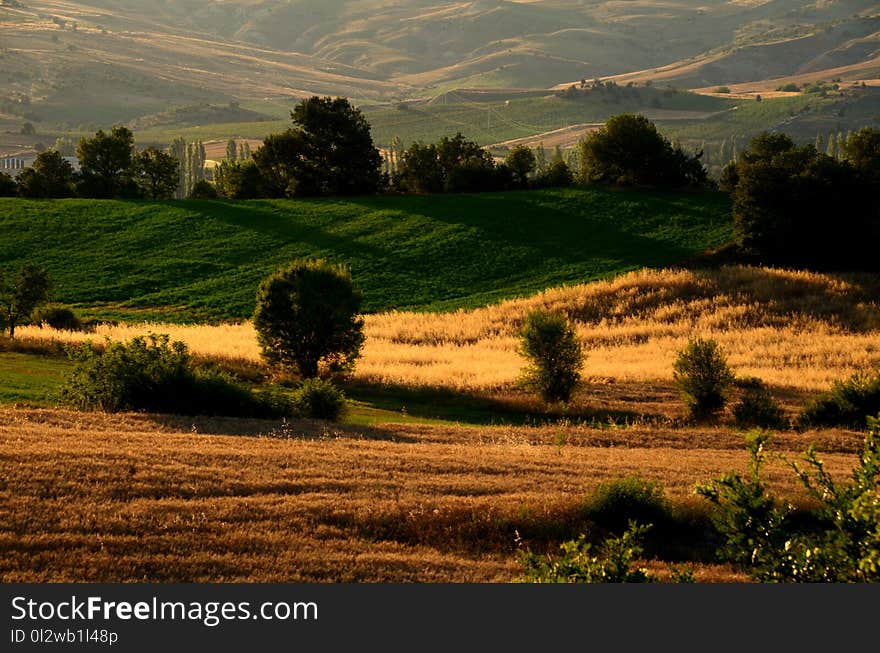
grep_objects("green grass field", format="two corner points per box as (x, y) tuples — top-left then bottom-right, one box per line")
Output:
(0, 353), (68, 405)
(0, 188), (732, 322)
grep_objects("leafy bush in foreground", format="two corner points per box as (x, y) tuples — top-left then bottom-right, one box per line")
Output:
(797, 371), (880, 430)
(519, 523), (655, 583)
(61, 334), (289, 418)
(696, 423), (880, 582)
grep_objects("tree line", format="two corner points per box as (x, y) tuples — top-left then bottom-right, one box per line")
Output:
(0, 126), (183, 200)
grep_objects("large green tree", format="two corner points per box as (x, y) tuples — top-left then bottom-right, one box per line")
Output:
(133, 147), (180, 199)
(578, 113), (707, 187)
(16, 150), (75, 198)
(726, 132), (870, 267)
(251, 130), (308, 197)
(290, 96), (382, 196)
(252, 96), (382, 197)
(396, 142), (444, 193)
(505, 145), (537, 188)
(0, 171), (16, 197)
(253, 259), (364, 379)
(76, 126), (136, 198)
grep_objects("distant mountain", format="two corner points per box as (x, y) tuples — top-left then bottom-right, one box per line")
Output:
(0, 0), (877, 127)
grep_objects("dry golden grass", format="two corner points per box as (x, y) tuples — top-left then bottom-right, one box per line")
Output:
(0, 408), (863, 583)
(20, 266), (880, 393)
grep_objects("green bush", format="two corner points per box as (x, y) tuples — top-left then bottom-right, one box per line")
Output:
(696, 424), (880, 582)
(732, 377), (787, 430)
(518, 522), (654, 583)
(673, 337), (735, 421)
(189, 179), (218, 199)
(583, 475), (672, 533)
(797, 371), (880, 430)
(32, 304), (82, 331)
(61, 334), (289, 418)
(291, 377), (347, 421)
(518, 309), (583, 404)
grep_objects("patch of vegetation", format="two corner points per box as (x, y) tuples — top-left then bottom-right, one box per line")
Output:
(290, 378), (347, 421)
(518, 522), (657, 583)
(254, 259), (364, 378)
(129, 102), (273, 130)
(582, 476), (672, 534)
(798, 371), (880, 431)
(732, 377), (788, 430)
(696, 426), (880, 582)
(32, 304), (83, 332)
(518, 309), (583, 404)
(0, 188), (733, 322)
(60, 334), (290, 418)
(0, 352), (70, 405)
(673, 337), (735, 421)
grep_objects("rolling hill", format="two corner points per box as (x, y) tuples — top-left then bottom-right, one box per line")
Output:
(0, 188), (733, 322)
(2, 0), (879, 130)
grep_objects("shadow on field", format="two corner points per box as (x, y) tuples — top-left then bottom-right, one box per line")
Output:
(346, 189), (703, 276)
(341, 380), (653, 427)
(144, 412), (420, 443)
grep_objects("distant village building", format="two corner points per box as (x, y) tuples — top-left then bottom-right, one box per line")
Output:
(0, 153), (80, 177)
(0, 155), (32, 177)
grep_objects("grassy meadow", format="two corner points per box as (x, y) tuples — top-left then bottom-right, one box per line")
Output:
(0, 189), (732, 322)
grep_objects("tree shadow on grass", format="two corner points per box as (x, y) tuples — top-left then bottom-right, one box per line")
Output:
(340, 379), (655, 427)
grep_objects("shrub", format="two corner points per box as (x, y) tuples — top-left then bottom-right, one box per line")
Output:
(61, 334), (288, 417)
(536, 160), (573, 188)
(732, 377), (787, 430)
(518, 522), (654, 583)
(253, 259), (365, 379)
(583, 475), (672, 533)
(696, 424), (880, 582)
(797, 371), (880, 430)
(673, 337), (735, 421)
(518, 309), (583, 404)
(189, 179), (218, 199)
(291, 377), (346, 421)
(32, 303), (82, 331)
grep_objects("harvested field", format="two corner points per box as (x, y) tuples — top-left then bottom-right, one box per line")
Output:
(0, 408), (863, 583)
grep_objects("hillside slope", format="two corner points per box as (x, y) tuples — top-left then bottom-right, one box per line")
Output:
(0, 189), (732, 321)
(3, 0), (879, 127)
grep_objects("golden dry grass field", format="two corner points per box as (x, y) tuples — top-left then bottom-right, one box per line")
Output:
(18, 265), (880, 395)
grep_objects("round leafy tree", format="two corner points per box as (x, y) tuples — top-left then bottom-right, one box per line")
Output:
(253, 260), (365, 378)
